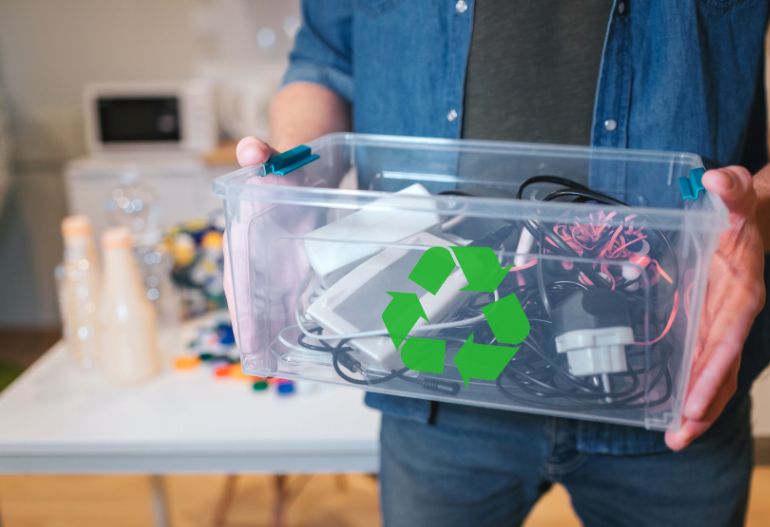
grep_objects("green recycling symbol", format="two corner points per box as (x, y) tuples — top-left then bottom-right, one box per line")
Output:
(381, 246), (531, 387)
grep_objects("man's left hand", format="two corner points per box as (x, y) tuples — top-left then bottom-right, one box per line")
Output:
(665, 166), (766, 450)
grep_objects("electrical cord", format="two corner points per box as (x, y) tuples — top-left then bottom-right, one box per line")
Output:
(295, 325), (461, 395)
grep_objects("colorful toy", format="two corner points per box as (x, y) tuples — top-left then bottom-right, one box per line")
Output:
(166, 213), (227, 318)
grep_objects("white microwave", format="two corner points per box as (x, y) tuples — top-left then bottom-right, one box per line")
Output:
(83, 80), (218, 156)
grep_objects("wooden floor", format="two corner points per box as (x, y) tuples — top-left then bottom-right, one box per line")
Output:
(0, 329), (59, 369)
(0, 467), (768, 527)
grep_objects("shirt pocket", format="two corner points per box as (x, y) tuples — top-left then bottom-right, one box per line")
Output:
(356, 0), (401, 16)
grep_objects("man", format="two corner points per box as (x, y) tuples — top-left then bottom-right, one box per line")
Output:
(230, 2), (770, 525)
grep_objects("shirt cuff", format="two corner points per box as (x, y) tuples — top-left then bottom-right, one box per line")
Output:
(281, 60), (354, 104)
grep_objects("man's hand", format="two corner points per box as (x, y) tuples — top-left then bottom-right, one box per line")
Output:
(665, 166), (766, 450)
(225, 134), (316, 350)
(235, 136), (275, 167)
(223, 137), (275, 350)
(221, 82), (351, 352)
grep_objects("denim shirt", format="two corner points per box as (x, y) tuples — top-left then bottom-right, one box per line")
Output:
(283, 0), (770, 454)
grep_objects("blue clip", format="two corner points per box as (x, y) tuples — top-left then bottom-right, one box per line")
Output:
(679, 167), (706, 201)
(264, 145), (319, 176)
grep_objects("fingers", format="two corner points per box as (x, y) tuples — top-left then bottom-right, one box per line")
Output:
(684, 287), (754, 421)
(702, 166), (756, 215)
(665, 417), (710, 451)
(236, 136), (274, 167)
(665, 363), (737, 451)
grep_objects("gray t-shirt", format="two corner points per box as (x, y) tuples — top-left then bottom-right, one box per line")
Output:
(462, 0), (612, 146)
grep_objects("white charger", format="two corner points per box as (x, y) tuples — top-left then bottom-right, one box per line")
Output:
(303, 183), (440, 287)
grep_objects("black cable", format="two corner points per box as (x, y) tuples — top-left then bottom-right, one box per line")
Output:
(298, 327), (461, 395)
(438, 190), (475, 197)
(542, 188), (628, 207)
(516, 175), (593, 200)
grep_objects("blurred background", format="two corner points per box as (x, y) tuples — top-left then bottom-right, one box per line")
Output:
(0, 0), (298, 327)
(0, 2), (768, 526)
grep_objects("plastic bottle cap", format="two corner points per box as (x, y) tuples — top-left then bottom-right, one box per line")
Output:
(61, 215), (93, 238)
(252, 380), (269, 391)
(228, 363), (251, 380)
(277, 381), (295, 395)
(202, 231), (223, 250)
(216, 323), (236, 346)
(173, 355), (201, 371)
(214, 364), (231, 377)
(102, 227), (134, 250)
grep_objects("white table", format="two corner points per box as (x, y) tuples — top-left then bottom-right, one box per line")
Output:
(0, 331), (380, 526)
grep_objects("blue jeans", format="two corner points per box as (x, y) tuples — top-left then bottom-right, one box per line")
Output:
(379, 397), (753, 527)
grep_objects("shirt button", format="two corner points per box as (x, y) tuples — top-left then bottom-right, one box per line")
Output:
(447, 109), (459, 122)
(616, 1), (627, 16)
(455, 0), (468, 14)
(603, 119), (617, 131)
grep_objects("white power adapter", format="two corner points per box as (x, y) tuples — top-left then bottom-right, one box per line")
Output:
(303, 183), (440, 287)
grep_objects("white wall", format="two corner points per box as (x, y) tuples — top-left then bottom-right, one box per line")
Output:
(0, 0), (201, 326)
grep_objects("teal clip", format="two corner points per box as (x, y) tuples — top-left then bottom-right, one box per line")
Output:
(679, 167), (706, 201)
(264, 145), (319, 176)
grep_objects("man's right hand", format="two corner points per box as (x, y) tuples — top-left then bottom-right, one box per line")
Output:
(225, 134), (319, 352)
(225, 82), (351, 351)
(224, 136), (279, 350)
(236, 136), (275, 167)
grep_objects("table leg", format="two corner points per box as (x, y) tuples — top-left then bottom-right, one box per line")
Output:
(149, 474), (171, 527)
(334, 474), (348, 492)
(211, 474), (239, 527)
(272, 474), (287, 527)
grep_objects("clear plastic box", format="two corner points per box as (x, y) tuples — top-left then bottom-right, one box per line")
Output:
(214, 133), (728, 430)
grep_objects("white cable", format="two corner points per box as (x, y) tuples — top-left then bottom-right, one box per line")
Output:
(440, 214), (465, 231)
(294, 289), (499, 342)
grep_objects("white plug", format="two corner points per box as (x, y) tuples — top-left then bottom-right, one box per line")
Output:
(551, 289), (633, 380)
(554, 326), (632, 377)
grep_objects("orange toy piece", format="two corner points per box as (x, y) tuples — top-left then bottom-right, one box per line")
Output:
(173, 355), (201, 370)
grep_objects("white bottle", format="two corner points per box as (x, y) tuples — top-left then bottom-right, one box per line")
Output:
(58, 215), (100, 368)
(99, 227), (161, 384)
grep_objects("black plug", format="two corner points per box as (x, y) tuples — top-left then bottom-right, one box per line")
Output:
(335, 351), (362, 374)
